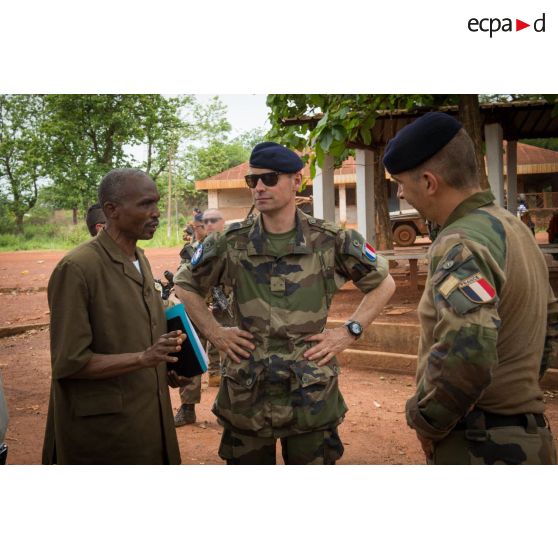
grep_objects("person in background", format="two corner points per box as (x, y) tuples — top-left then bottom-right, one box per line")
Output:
(85, 202), (106, 236)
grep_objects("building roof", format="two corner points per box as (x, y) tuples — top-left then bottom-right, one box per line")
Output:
(196, 142), (558, 191)
(196, 156), (357, 190)
(282, 100), (558, 147)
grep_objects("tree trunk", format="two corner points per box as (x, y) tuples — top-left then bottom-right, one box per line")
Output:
(374, 148), (393, 250)
(15, 213), (24, 235)
(72, 207), (78, 225)
(458, 94), (490, 190)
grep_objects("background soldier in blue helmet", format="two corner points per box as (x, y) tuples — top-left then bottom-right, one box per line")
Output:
(174, 142), (395, 464)
(384, 112), (558, 464)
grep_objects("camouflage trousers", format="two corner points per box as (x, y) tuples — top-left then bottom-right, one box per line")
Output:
(429, 411), (557, 465)
(218, 426), (344, 465)
(179, 340), (221, 404)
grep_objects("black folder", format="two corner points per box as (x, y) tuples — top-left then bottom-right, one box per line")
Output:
(165, 303), (208, 377)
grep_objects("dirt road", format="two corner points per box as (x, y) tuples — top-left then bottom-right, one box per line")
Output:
(1, 246), (556, 464)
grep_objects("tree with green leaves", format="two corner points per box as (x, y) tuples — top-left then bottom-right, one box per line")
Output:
(41, 94), (193, 221)
(178, 97), (265, 206)
(265, 94), (513, 248)
(0, 95), (46, 234)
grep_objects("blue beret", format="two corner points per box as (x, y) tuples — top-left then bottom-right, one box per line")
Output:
(383, 112), (463, 175)
(249, 141), (304, 173)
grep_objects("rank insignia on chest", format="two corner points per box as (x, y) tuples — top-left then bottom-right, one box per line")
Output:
(363, 242), (377, 262)
(191, 244), (204, 266)
(458, 273), (496, 303)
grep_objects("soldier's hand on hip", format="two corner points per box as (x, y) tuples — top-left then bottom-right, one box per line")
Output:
(210, 327), (255, 364)
(303, 327), (354, 366)
(139, 330), (187, 368)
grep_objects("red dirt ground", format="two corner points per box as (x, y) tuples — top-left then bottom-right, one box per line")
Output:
(1, 244), (557, 464)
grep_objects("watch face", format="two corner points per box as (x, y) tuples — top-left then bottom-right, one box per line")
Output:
(349, 322), (363, 336)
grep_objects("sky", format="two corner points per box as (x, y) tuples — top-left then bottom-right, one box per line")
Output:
(195, 94), (271, 135)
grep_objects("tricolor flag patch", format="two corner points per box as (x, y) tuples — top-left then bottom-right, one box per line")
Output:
(363, 242), (377, 262)
(458, 273), (496, 304)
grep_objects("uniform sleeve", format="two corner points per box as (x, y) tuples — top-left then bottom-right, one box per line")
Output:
(406, 238), (504, 441)
(540, 284), (558, 379)
(173, 232), (228, 298)
(334, 229), (389, 293)
(47, 260), (94, 379)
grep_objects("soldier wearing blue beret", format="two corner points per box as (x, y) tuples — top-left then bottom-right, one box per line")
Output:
(384, 112), (557, 465)
(174, 141), (396, 464)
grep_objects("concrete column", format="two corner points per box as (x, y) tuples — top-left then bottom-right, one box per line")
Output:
(355, 149), (375, 244)
(506, 140), (518, 214)
(313, 154), (335, 222)
(485, 123), (505, 207)
(339, 184), (347, 224)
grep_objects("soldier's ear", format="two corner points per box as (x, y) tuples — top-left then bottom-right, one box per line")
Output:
(423, 171), (440, 196)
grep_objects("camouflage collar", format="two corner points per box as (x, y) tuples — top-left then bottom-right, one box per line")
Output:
(247, 208), (313, 256)
(441, 189), (495, 231)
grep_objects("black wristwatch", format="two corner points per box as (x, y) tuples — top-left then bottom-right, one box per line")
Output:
(345, 320), (363, 339)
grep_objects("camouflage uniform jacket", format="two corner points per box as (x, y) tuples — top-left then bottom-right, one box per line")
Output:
(406, 190), (558, 441)
(174, 208), (389, 437)
(178, 238), (233, 323)
(179, 240), (199, 267)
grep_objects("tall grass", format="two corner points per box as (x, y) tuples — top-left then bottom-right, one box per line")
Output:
(0, 220), (184, 252)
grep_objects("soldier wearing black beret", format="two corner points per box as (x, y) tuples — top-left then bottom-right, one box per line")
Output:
(385, 112), (557, 465)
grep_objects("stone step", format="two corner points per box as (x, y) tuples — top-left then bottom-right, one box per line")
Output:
(328, 318), (558, 387)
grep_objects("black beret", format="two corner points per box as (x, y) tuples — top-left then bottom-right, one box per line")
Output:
(383, 112), (463, 175)
(249, 141), (304, 173)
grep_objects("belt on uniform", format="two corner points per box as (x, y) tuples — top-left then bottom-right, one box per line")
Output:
(454, 411), (546, 431)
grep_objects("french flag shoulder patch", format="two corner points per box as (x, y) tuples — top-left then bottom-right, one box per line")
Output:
(458, 273), (496, 303)
(363, 242), (377, 262)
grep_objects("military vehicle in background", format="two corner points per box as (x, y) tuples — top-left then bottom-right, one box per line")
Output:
(390, 209), (429, 246)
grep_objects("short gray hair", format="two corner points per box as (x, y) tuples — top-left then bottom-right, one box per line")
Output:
(98, 169), (152, 206)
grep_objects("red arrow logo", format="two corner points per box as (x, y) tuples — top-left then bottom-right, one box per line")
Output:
(516, 19), (530, 31)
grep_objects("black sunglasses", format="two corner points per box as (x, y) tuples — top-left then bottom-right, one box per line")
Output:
(244, 172), (287, 189)
(203, 217), (222, 224)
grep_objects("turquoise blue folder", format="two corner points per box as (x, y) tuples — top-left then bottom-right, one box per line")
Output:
(165, 303), (208, 377)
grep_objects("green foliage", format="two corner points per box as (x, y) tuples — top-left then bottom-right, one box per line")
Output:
(522, 138), (558, 152)
(40, 94), (193, 214)
(0, 93), (265, 242)
(265, 94), (456, 176)
(0, 221), (90, 251)
(0, 95), (47, 233)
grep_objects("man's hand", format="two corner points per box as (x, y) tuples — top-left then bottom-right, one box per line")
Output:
(167, 370), (190, 388)
(209, 327), (255, 364)
(139, 330), (187, 368)
(416, 433), (434, 461)
(303, 327), (355, 366)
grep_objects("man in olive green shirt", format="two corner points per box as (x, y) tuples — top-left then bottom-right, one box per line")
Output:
(43, 169), (187, 464)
